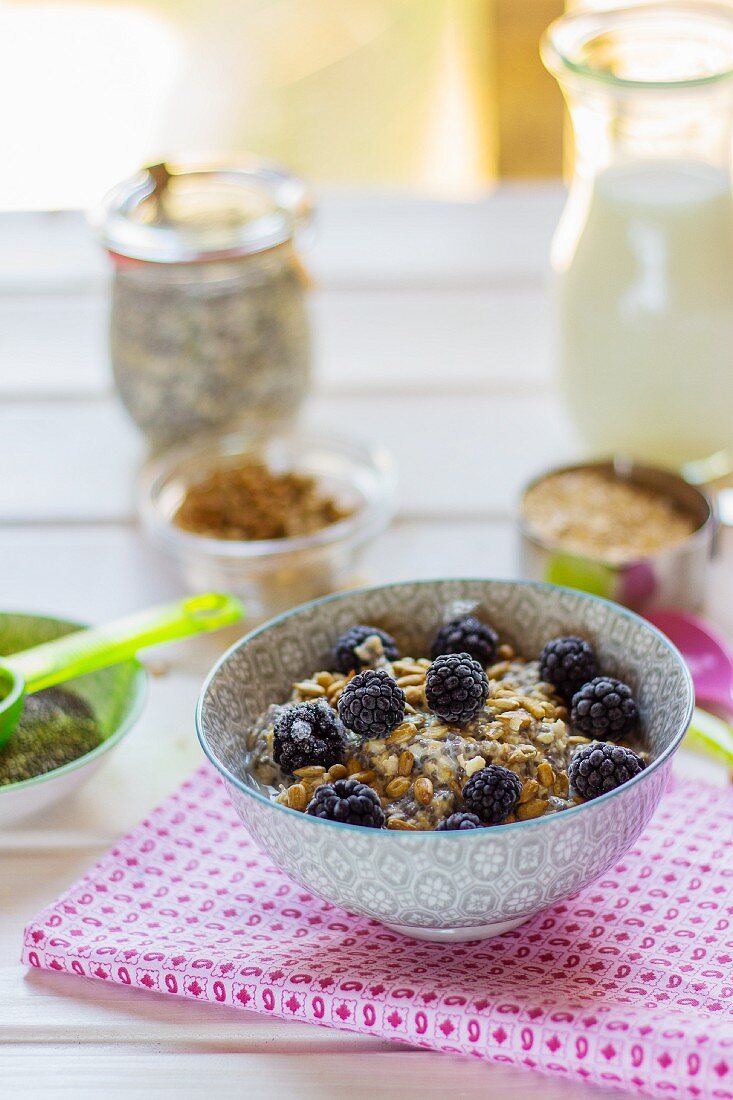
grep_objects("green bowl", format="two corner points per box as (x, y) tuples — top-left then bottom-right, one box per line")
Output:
(0, 612), (147, 827)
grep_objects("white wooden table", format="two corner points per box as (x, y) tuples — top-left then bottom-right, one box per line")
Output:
(1, 190), (730, 1098)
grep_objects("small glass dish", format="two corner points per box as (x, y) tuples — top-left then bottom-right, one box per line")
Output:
(138, 430), (397, 620)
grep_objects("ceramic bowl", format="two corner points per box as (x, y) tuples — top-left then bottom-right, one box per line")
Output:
(196, 579), (694, 942)
(0, 612), (146, 828)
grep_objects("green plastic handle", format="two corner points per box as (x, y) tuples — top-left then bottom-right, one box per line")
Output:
(6, 593), (244, 695)
(684, 707), (733, 766)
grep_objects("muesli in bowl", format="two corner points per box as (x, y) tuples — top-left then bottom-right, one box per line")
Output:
(197, 579), (693, 941)
(248, 620), (647, 831)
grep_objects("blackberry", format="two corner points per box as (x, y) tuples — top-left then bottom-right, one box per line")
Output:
(436, 811), (483, 831)
(431, 616), (498, 666)
(569, 741), (645, 800)
(425, 652), (489, 725)
(462, 764), (522, 825)
(571, 676), (638, 739)
(333, 625), (399, 673)
(306, 778), (385, 828)
(539, 635), (598, 700)
(338, 668), (405, 738)
(273, 700), (346, 776)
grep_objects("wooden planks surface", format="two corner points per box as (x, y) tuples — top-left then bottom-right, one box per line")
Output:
(0, 192), (729, 1099)
(0, 391), (577, 522)
(2, 1049), (616, 1100)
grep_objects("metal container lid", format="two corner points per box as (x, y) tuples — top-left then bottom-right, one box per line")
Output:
(94, 161), (312, 264)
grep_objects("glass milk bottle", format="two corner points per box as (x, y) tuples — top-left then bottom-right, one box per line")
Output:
(542, 3), (733, 473)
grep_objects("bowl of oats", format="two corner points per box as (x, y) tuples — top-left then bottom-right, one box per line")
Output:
(196, 579), (693, 941)
(519, 460), (715, 612)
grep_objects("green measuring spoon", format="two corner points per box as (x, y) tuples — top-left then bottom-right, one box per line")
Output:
(0, 592), (243, 749)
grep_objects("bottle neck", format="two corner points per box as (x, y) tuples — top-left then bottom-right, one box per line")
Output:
(562, 79), (733, 183)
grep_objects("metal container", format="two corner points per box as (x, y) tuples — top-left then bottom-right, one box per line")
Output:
(518, 460), (715, 612)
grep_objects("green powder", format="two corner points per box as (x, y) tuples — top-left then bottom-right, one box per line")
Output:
(0, 687), (103, 786)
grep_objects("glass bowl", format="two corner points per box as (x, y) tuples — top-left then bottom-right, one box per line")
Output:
(138, 430), (397, 621)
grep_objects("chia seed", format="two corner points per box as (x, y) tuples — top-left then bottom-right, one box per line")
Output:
(111, 249), (311, 454)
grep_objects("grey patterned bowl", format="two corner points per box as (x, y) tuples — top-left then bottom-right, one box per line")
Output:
(196, 579), (693, 942)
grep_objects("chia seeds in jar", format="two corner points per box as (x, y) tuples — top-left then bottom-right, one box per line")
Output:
(95, 162), (313, 454)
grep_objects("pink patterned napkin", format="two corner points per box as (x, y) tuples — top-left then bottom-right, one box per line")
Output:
(23, 765), (732, 1098)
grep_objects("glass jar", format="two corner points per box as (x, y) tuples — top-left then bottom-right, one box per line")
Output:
(542, 3), (733, 474)
(96, 162), (313, 454)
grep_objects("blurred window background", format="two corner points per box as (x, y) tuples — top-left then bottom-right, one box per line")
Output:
(0, 0), (566, 211)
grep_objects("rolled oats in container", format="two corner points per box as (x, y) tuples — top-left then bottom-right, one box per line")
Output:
(518, 460), (715, 612)
(95, 161), (313, 453)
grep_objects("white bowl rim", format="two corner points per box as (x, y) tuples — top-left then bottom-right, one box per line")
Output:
(0, 611), (148, 797)
(196, 577), (695, 838)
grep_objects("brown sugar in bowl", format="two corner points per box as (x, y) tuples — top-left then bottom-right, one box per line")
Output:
(139, 429), (397, 621)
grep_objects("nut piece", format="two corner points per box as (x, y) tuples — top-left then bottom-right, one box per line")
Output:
(293, 765), (326, 779)
(327, 679), (347, 703)
(398, 750), (415, 777)
(393, 661), (426, 676)
(404, 685), (426, 706)
(350, 770), (376, 785)
(328, 763), (348, 781)
(490, 698), (520, 713)
(346, 757), (361, 775)
(537, 762), (555, 788)
(487, 660), (511, 679)
(413, 777), (434, 805)
(385, 777), (411, 800)
(519, 697), (548, 721)
(396, 673), (426, 688)
(293, 680), (327, 698)
(554, 771), (570, 799)
(386, 722), (416, 744)
(386, 817), (417, 831)
(285, 783), (308, 811)
(464, 755), (486, 778)
(519, 778), (539, 804)
(516, 798), (549, 821)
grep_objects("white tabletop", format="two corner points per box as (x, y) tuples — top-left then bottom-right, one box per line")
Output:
(1, 190), (730, 1099)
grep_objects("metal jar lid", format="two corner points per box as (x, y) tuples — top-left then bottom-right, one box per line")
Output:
(93, 160), (313, 264)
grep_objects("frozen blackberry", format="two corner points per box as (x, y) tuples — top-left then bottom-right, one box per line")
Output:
(571, 676), (638, 739)
(462, 764), (522, 825)
(425, 652), (489, 725)
(306, 778), (385, 828)
(431, 616), (498, 666)
(273, 700), (346, 776)
(569, 741), (645, 800)
(333, 625), (399, 673)
(539, 635), (597, 700)
(338, 668), (405, 738)
(436, 812), (483, 831)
